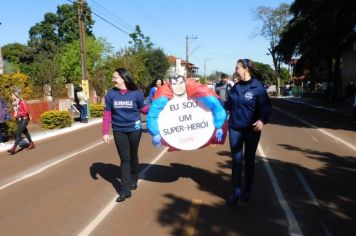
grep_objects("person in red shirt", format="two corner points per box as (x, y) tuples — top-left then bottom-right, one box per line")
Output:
(7, 87), (35, 154)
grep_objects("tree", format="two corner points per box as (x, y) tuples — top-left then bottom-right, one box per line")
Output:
(0, 73), (34, 101)
(128, 25), (153, 52)
(276, 0), (356, 94)
(28, 2), (94, 57)
(144, 48), (170, 82)
(27, 53), (61, 99)
(108, 49), (151, 90)
(56, 37), (111, 86)
(253, 62), (275, 85)
(110, 25), (170, 92)
(1, 43), (32, 72)
(254, 3), (291, 96)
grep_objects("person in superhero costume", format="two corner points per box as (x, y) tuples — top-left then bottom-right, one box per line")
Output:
(146, 74), (227, 150)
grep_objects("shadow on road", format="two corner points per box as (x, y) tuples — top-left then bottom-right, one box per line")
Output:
(89, 162), (121, 194)
(271, 98), (356, 131)
(272, 144), (356, 235)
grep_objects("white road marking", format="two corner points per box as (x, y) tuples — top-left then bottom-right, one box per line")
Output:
(78, 147), (168, 236)
(0, 140), (104, 191)
(294, 168), (320, 207)
(311, 136), (319, 143)
(295, 168), (334, 236)
(284, 98), (335, 112)
(274, 107), (356, 152)
(258, 145), (303, 236)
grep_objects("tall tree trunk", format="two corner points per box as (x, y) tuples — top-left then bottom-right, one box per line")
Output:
(272, 52), (281, 97)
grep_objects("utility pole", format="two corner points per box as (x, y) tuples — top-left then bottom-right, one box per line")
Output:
(0, 22), (3, 75)
(78, 0), (88, 83)
(204, 58), (212, 84)
(185, 35), (198, 78)
(77, 0), (90, 117)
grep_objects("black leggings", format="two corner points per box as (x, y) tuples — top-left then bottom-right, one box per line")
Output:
(113, 129), (142, 194)
(14, 118), (32, 148)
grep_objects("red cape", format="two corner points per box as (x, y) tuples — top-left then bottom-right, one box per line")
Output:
(153, 79), (220, 100)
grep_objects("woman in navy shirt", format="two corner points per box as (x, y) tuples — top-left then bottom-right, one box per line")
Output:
(102, 68), (148, 202)
(225, 59), (271, 205)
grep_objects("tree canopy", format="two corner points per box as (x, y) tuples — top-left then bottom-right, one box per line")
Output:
(28, 2), (94, 57)
(254, 3), (292, 96)
(276, 0), (356, 89)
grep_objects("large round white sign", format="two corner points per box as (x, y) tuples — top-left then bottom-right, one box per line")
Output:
(157, 98), (214, 150)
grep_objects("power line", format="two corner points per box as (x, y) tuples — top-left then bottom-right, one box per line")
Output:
(88, 0), (134, 32)
(66, 1), (186, 60)
(66, 0), (130, 36)
(91, 11), (130, 35)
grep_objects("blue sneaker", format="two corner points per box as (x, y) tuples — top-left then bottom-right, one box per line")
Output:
(226, 188), (241, 206)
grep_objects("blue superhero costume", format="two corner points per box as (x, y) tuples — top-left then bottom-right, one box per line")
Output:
(146, 79), (227, 150)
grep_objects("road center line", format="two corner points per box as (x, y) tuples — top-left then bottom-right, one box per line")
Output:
(273, 107), (356, 152)
(294, 168), (334, 236)
(183, 199), (203, 236)
(294, 168), (320, 207)
(78, 147), (168, 236)
(258, 145), (303, 236)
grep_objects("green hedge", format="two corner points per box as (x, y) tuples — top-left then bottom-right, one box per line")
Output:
(90, 104), (104, 118)
(2, 119), (17, 141)
(40, 110), (72, 129)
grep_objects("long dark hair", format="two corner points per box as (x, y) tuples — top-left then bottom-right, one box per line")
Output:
(115, 68), (138, 91)
(150, 78), (164, 88)
(237, 59), (262, 80)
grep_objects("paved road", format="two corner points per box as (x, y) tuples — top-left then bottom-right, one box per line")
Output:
(0, 98), (355, 236)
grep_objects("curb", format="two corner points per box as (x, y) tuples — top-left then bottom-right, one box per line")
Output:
(0, 118), (102, 153)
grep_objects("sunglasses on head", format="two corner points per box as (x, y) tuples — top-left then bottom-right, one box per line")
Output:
(241, 59), (249, 68)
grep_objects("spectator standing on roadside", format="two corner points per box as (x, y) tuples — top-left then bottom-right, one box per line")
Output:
(76, 87), (88, 123)
(102, 68), (149, 203)
(7, 87), (35, 154)
(346, 80), (355, 108)
(225, 59), (272, 206)
(215, 73), (233, 107)
(322, 81), (329, 101)
(353, 94), (356, 124)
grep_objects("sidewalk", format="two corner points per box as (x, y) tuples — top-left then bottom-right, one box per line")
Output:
(0, 118), (102, 153)
(277, 96), (352, 115)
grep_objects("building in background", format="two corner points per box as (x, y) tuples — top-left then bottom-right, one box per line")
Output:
(168, 55), (199, 79)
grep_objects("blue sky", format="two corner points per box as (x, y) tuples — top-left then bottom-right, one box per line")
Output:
(0, 0), (292, 75)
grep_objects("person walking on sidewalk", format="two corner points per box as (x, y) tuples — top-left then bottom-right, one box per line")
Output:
(7, 87), (35, 154)
(225, 59), (272, 206)
(102, 68), (149, 202)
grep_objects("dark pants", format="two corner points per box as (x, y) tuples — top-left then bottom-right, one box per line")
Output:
(0, 123), (4, 143)
(229, 127), (261, 194)
(14, 118), (32, 147)
(113, 129), (142, 194)
(79, 104), (87, 122)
